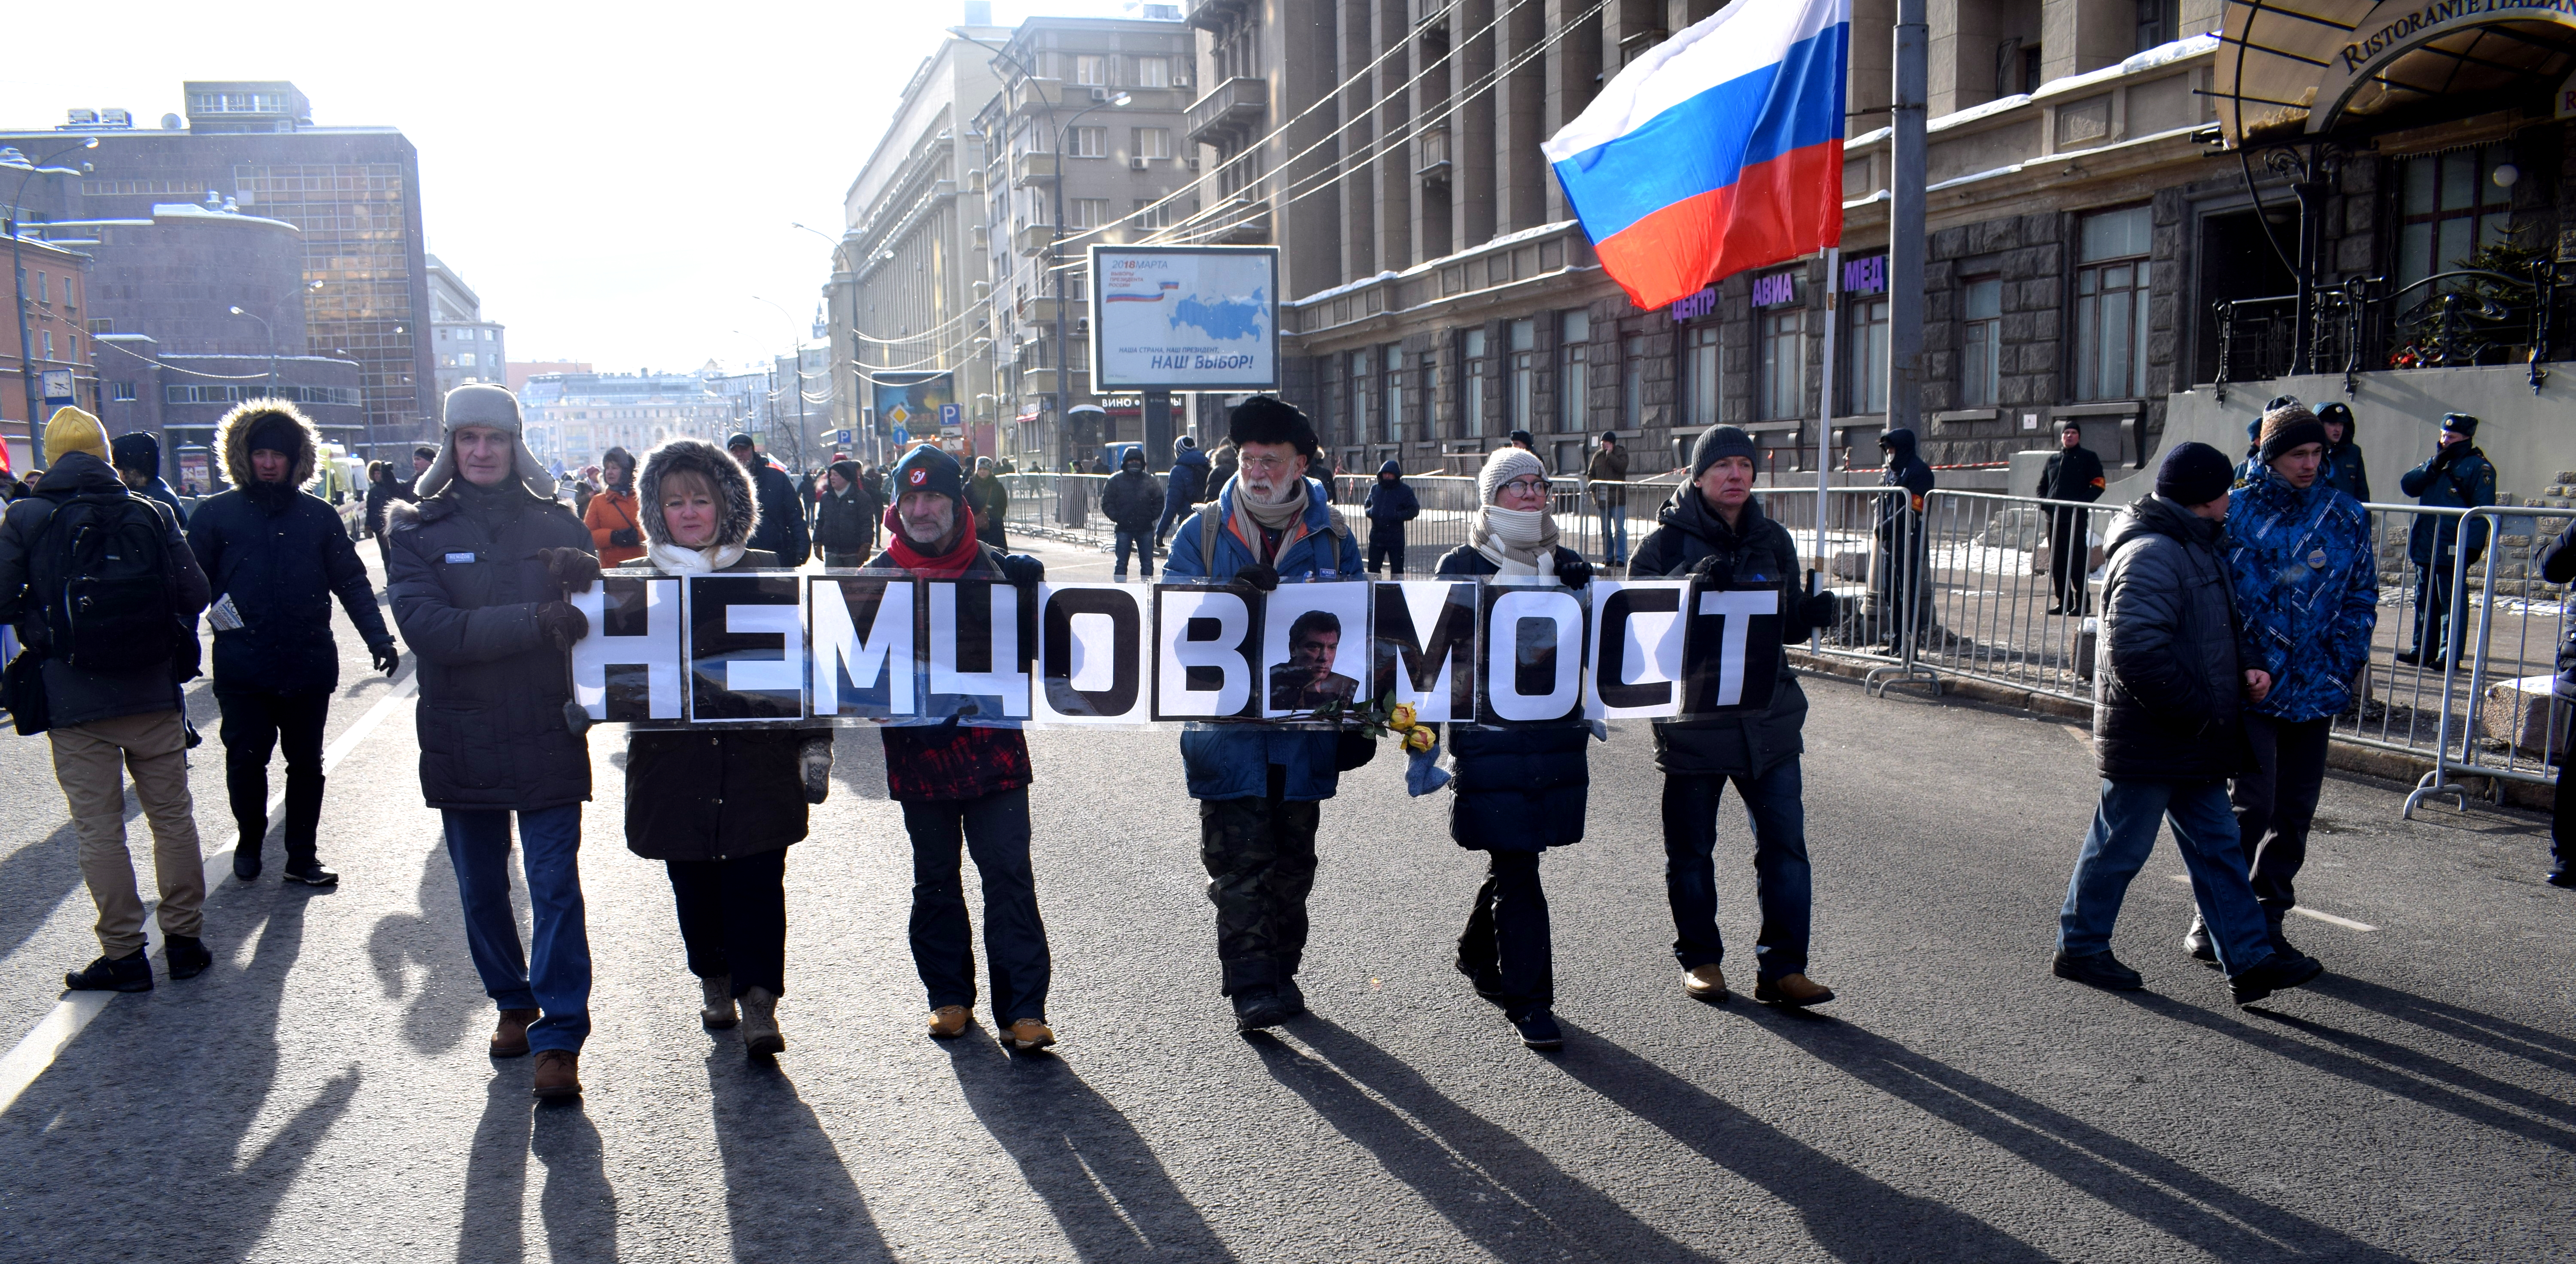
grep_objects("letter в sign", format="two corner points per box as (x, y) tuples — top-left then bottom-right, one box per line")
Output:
(1153, 584), (1258, 719)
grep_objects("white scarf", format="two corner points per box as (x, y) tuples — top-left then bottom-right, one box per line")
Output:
(1470, 505), (1558, 576)
(646, 540), (747, 574)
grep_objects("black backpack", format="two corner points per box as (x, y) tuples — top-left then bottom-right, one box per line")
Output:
(30, 492), (180, 674)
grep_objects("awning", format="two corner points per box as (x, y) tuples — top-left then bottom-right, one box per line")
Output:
(2214, 0), (2576, 144)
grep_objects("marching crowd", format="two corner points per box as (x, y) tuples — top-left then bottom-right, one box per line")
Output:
(0, 383), (2567, 1104)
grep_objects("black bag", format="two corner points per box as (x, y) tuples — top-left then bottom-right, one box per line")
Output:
(3, 646), (48, 736)
(31, 495), (176, 674)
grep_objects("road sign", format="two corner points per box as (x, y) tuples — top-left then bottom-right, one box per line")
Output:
(886, 404), (911, 428)
(836, 429), (853, 446)
(939, 403), (961, 428)
(891, 427), (910, 446)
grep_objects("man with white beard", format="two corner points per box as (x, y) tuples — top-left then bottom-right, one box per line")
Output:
(1163, 397), (1364, 1034)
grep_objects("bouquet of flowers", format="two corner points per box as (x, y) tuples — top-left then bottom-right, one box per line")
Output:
(1310, 693), (1448, 793)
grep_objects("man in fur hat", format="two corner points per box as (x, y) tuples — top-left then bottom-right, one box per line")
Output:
(387, 384), (599, 1100)
(1163, 396), (1364, 1033)
(188, 400), (399, 886)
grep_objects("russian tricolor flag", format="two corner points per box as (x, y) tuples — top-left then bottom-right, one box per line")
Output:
(1544, 0), (1850, 312)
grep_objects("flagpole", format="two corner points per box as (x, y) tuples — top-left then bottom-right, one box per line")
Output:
(1814, 247), (1838, 573)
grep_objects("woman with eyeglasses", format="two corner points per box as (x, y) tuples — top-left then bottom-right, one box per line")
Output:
(1429, 446), (1592, 1049)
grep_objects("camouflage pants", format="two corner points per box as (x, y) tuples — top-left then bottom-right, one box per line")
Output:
(1199, 784), (1321, 995)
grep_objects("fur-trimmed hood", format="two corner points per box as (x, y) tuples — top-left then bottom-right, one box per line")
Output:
(637, 438), (757, 551)
(215, 398), (321, 489)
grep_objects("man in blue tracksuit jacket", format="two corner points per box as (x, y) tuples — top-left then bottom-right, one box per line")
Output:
(1163, 396), (1364, 1033)
(2183, 402), (2376, 964)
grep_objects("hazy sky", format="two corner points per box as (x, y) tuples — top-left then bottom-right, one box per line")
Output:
(1, 0), (1135, 375)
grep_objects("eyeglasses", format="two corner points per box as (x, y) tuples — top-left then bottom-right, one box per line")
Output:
(1500, 477), (1549, 495)
(1239, 455), (1299, 473)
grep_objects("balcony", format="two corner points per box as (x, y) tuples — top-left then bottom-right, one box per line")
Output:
(1015, 224), (1060, 257)
(1185, 77), (1268, 151)
(1019, 367), (1092, 398)
(1017, 295), (1068, 324)
(1184, 0), (1252, 32)
(1012, 151), (1058, 187)
(1197, 196), (1272, 245)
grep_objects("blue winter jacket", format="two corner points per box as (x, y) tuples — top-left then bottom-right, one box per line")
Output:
(2226, 468), (2377, 722)
(1163, 440), (1210, 519)
(1361, 462), (1420, 544)
(1165, 475), (1366, 801)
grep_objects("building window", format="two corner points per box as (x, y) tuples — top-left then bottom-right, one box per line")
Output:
(2395, 143), (2515, 294)
(1507, 319), (1536, 433)
(42, 331), (53, 360)
(1685, 325), (1720, 428)
(2074, 205), (2153, 401)
(1417, 352), (1436, 441)
(1960, 276), (2003, 407)
(111, 381), (136, 401)
(2135, 0), (2179, 51)
(63, 277), (75, 307)
(1555, 311), (1589, 432)
(1133, 128), (1172, 160)
(1623, 333), (1648, 429)
(1756, 311), (1805, 422)
(1070, 198), (1112, 228)
(1842, 288), (1889, 416)
(1131, 198), (1171, 230)
(1383, 345), (1405, 444)
(1070, 127), (1109, 158)
(1077, 55), (1109, 85)
(1136, 57), (1170, 88)
(1348, 351), (1371, 443)
(1462, 328), (1488, 437)
(36, 272), (49, 304)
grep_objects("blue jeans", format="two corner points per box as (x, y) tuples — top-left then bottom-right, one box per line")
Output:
(2059, 778), (2273, 975)
(443, 805), (592, 1053)
(1593, 492), (1628, 565)
(1662, 760), (1810, 981)
(1115, 529), (1156, 579)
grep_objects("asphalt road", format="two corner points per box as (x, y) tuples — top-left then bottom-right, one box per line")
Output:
(0, 526), (2569, 1263)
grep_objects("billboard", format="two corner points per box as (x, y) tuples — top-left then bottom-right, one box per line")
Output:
(1088, 245), (1280, 391)
(870, 371), (955, 440)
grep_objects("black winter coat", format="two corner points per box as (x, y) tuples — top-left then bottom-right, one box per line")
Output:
(1434, 544), (1589, 851)
(386, 481), (596, 812)
(2092, 495), (2251, 781)
(188, 483), (391, 696)
(1629, 489), (1822, 778)
(744, 460), (811, 565)
(813, 486), (875, 556)
(0, 453), (210, 728)
(1099, 467), (1163, 533)
(623, 549), (819, 861)
(1364, 477), (1421, 544)
(2038, 445), (2106, 506)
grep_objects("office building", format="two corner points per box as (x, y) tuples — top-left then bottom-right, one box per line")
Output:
(5, 81), (439, 459)
(428, 255), (507, 404)
(518, 367), (739, 469)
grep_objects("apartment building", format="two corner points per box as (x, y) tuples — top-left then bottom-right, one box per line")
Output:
(428, 255), (507, 407)
(519, 367), (738, 469)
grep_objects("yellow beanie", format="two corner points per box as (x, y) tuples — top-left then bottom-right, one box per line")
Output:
(42, 407), (110, 465)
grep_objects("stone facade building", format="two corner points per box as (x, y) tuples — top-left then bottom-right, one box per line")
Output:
(428, 255), (507, 407)
(0, 234), (94, 473)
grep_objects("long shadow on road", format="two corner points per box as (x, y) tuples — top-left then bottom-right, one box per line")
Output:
(705, 1050), (895, 1262)
(0, 821), (83, 964)
(2308, 972), (2576, 1075)
(944, 1036), (1237, 1262)
(1260, 1016), (1711, 1264)
(0, 890), (361, 1264)
(368, 837), (485, 1055)
(1758, 1006), (2419, 1263)
(1550, 1020), (2050, 1264)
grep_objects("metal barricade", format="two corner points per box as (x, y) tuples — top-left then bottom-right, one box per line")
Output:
(2401, 504), (2574, 815)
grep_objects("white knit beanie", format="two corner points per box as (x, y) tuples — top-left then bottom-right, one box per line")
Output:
(1477, 445), (1547, 504)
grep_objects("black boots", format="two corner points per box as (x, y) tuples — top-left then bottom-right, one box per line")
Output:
(2230, 952), (2325, 1006)
(166, 936), (214, 980)
(2051, 949), (2143, 991)
(65, 950), (152, 993)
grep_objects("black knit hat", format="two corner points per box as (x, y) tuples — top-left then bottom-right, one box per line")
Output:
(2257, 403), (2330, 464)
(1227, 396), (1318, 458)
(889, 444), (964, 503)
(1690, 425), (1758, 479)
(2155, 441), (2235, 507)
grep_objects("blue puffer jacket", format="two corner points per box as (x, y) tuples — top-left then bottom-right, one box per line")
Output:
(1163, 440), (1210, 519)
(1434, 543), (1588, 851)
(1165, 475), (1365, 801)
(2226, 469), (2377, 722)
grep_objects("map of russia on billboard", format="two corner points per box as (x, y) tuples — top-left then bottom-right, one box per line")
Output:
(1090, 245), (1280, 391)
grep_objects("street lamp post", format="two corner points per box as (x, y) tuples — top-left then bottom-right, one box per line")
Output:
(791, 221), (859, 461)
(227, 305), (278, 392)
(3, 138), (99, 440)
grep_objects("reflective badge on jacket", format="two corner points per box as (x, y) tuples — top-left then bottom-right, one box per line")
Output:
(444, 552), (476, 564)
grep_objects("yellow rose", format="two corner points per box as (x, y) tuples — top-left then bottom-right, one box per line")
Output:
(1403, 726), (1436, 754)
(1388, 702), (1418, 732)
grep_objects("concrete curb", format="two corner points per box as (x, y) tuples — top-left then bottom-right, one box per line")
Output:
(1786, 649), (2555, 812)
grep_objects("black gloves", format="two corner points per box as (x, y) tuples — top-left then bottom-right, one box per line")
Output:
(1798, 592), (1841, 628)
(1557, 558), (1594, 588)
(371, 644), (401, 675)
(1690, 554), (1735, 586)
(1000, 554), (1045, 586)
(800, 734), (833, 805)
(541, 546), (602, 592)
(1233, 562), (1280, 592)
(608, 528), (640, 548)
(536, 601), (589, 650)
